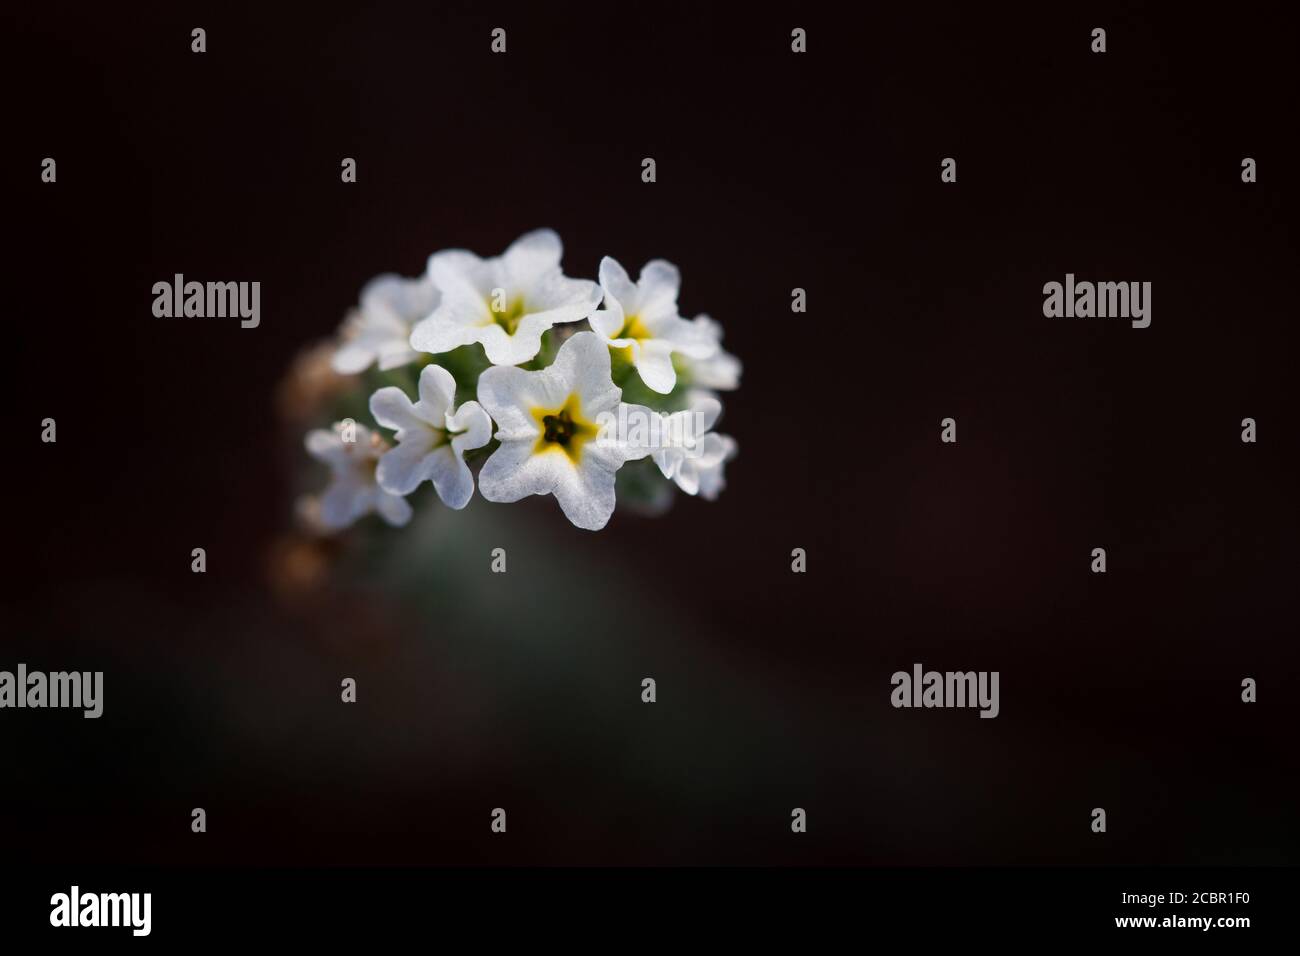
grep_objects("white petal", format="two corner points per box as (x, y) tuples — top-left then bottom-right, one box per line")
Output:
(476, 366), (547, 440)
(334, 275), (436, 374)
(375, 435), (436, 496)
(637, 259), (681, 317)
(632, 341), (678, 394)
(696, 431), (732, 466)
(331, 340), (375, 375)
(578, 435), (629, 475)
(369, 386), (424, 433)
(479, 440), (618, 531)
(375, 489), (414, 527)
(651, 446), (677, 481)
(694, 314), (723, 340)
(448, 400), (493, 452)
(416, 363), (457, 421)
(598, 257), (639, 310)
(687, 349), (742, 390)
(673, 458), (703, 496)
(675, 314), (740, 389)
(375, 343), (421, 370)
(553, 453), (619, 530)
(428, 249), (491, 301)
(361, 273), (440, 322)
(523, 272), (602, 320)
(474, 319), (546, 366)
(687, 394), (722, 433)
(426, 446), (475, 510)
(337, 319), (410, 373)
(319, 478), (364, 529)
(305, 428), (345, 464)
(409, 308), (483, 356)
(645, 312), (717, 358)
(588, 299), (625, 341)
(548, 331), (622, 418)
(479, 439), (565, 503)
(695, 433), (737, 500)
(502, 229), (563, 287)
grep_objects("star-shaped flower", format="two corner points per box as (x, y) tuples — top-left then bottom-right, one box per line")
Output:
(304, 422), (413, 530)
(410, 229), (601, 366)
(333, 274), (438, 374)
(588, 256), (717, 394)
(368, 364), (492, 509)
(476, 331), (648, 530)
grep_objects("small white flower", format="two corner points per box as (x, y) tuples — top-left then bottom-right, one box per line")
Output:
(476, 331), (645, 530)
(332, 274), (439, 374)
(676, 314), (741, 391)
(588, 256), (717, 394)
(645, 395), (736, 498)
(410, 229), (601, 366)
(305, 422), (413, 530)
(368, 364), (492, 510)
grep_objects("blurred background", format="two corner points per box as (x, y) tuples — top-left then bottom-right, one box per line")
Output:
(4, 2), (1297, 864)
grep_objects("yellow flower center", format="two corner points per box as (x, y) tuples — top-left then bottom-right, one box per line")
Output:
(613, 314), (651, 363)
(617, 314), (652, 342)
(531, 394), (599, 464)
(485, 295), (528, 335)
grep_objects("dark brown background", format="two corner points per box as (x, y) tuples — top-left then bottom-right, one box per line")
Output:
(3, 2), (1296, 864)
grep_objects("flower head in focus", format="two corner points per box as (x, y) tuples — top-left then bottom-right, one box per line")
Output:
(411, 229), (600, 366)
(369, 364), (492, 510)
(292, 230), (741, 540)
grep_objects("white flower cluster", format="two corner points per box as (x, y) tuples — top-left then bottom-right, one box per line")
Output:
(303, 230), (740, 532)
